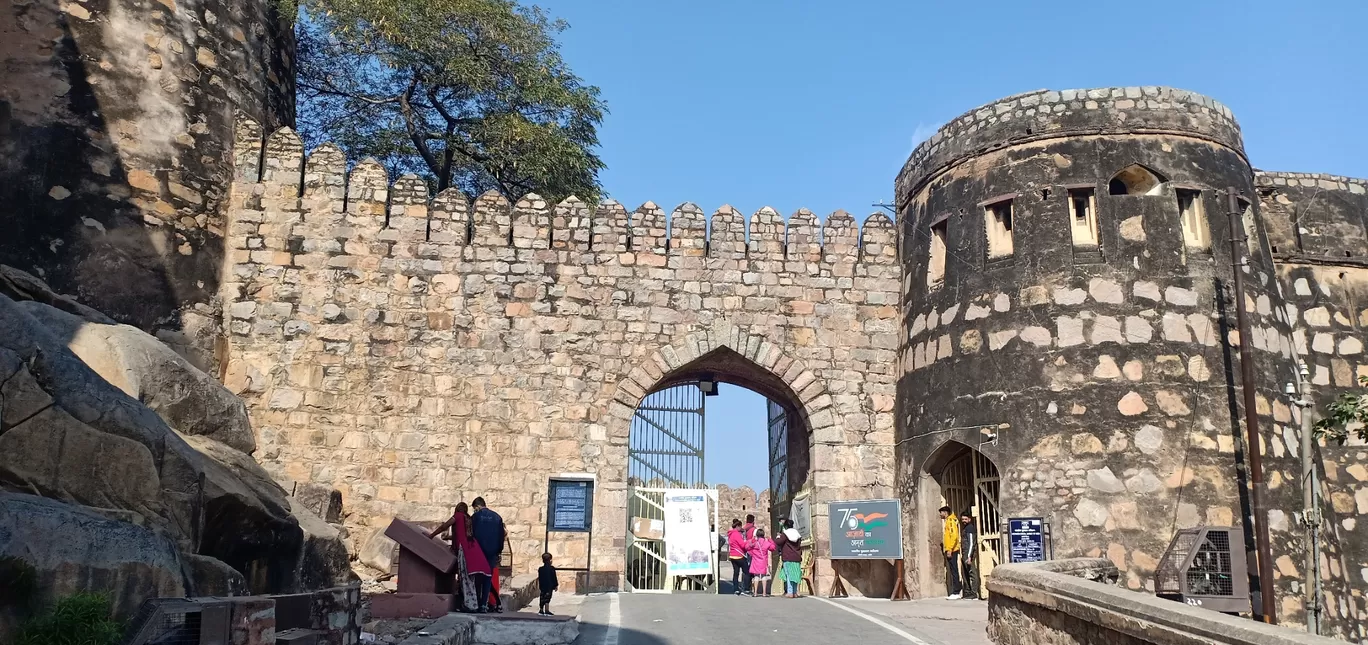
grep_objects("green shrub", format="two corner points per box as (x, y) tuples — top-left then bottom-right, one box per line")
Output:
(0, 556), (38, 610)
(12, 594), (124, 645)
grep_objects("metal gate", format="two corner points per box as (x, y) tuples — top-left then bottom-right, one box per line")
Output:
(973, 451), (1002, 593)
(939, 447), (1001, 597)
(625, 487), (719, 593)
(626, 382), (715, 592)
(767, 399), (790, 524)
(628, 383), (705, 488)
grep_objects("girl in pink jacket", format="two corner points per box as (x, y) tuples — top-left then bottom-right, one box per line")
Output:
(746, 528), (777, 597)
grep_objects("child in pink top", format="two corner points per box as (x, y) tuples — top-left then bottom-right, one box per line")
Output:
(746, 528), (777, 597)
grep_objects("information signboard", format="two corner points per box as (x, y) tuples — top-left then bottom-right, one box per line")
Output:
(547, 478), (594, 532)
(790, 490), (812, 541)
(663, 490), (712, 575)
(1007, 517), (1046, 563)
(827, 499), (903, 559)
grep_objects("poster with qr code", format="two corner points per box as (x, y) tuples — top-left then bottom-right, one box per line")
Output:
(663, 491), (711, 575)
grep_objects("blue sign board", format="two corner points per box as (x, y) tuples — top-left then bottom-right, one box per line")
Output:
(1007, 517), (1046, 563)
(547, 479), (594, 532)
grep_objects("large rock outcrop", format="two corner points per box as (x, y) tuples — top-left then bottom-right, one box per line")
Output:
(0, 266), (353, 622)
(17, 298), (255, 453)
(0, 493), (186, 618)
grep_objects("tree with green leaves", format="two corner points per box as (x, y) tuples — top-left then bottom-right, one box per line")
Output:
(1313, 375), (1368, 444)
(294, 0), (606, 202)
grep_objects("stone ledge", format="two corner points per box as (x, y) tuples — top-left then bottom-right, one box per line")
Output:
(500, 573), (538, 612)
(987, 559), (1342, 645)
(394, 613), (578, 645)
(395, 614), (474, 645)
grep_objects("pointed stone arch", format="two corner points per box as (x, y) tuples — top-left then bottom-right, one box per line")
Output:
(912, 438), (1003, 599)
(1108, 163), (1168, 196)
(604, 321), (836, 448)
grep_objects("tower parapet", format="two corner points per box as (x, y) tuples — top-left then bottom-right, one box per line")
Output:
(897, 87), (1243, 203)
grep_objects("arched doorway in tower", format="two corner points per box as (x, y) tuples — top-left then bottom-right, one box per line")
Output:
(624, 346), (812, 593)
(921, 440), (1001, 598)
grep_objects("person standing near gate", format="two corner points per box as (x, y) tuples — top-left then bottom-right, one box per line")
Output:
(960, 511), (979, 600)
(774, 518), (803, 598)
(471, 497), (506, 612)
(727, 519), (749, 595)
(939, 506), (962, 600)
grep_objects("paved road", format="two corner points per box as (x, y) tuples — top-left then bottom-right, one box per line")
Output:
(572, 593), (990, 645)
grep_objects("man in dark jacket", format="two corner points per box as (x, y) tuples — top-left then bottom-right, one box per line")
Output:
(471, 497), (506, 612)
(959, 512), (979, 600)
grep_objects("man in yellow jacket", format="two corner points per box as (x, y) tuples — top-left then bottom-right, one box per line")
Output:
(939, 505), (962, 600)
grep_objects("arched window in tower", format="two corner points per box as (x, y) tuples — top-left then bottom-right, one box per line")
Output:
(1108, 164), (1167, 196)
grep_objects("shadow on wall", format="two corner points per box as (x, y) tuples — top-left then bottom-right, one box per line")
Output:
(832, 559), (897, 599)
(0, 3), (181, 346)
(0, 0), (296, 368)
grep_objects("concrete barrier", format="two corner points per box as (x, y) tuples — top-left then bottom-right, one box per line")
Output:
(987, 559), (1344, 645)
(394, 613), (577, 645)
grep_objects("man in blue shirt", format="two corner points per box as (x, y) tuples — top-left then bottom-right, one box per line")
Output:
(470, 497), (506, 612)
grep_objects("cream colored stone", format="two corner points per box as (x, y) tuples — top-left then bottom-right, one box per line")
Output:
(1020, 286), (1050, 306)
(1117, 392), (1148, 416)
(1155, 390), (1191, 416)
(1093, 356), (1120, 379)
(1072, 433), (1104, 455)
(1110, 501), (1139, 529)
(1119, 216), (1145, 241)
(1186, 355), (1210, 381)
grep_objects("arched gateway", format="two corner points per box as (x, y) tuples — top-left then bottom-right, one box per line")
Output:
(221, 121), (902, 596)
(614, 339), (818, 591)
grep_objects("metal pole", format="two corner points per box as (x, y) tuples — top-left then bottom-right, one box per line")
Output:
(1295, 361), (1322, 634)
(1227, 188), (1277, 624)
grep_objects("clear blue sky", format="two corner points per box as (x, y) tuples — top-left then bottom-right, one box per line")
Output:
(539, 0), (1368, 491)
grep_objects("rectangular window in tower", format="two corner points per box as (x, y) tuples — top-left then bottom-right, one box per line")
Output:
(1068, 188), (1098, 247)
(928, 219), (948, 287)
(1177, 189), (1210, 251)
(1240, 198), (1259, 258)
(985, 200), (1014, 258)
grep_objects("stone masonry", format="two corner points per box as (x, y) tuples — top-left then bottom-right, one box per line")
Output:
(715, 485), (772, 530)
(220, 122), (901, 592)
(1, 0), (293, 371)
(896, 87), (1367, 640)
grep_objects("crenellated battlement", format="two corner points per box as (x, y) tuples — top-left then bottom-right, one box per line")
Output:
(231, 119), (898, 269)
(896, 86), (1245, 202)
(219, 118), (903, 581)
(1255, 169), (1368, 261)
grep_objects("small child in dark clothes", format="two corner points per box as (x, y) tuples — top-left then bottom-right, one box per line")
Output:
(538, 553), (559, 616)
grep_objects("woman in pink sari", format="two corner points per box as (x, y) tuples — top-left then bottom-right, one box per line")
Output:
(429, 502), (493, 612)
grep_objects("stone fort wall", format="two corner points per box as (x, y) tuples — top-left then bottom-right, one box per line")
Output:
(220, 120), (901, 589)
(895, 87), (1366, 639)
(1, 0), (293, 371)
(715, 485), (772, 530)
(1256, 171), (1368, 636)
